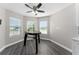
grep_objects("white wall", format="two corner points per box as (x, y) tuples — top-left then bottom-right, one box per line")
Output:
(0, 8), (6, 49)
(75, 4), (79, 36)
(72, 3), (79, 55)
(49, 4), (75, 51)
(0, 8), (24, 50)
(5, 10), (24, 45)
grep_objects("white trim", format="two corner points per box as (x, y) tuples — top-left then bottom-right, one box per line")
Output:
(0, 39), (23, 52)
(0, 47), (6, 52)
(41, 38), (72, 53)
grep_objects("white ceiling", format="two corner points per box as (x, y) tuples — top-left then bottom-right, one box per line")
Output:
(0, 3), (72, 17)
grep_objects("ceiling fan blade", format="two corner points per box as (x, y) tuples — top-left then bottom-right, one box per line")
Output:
(25, 4), (33, 9)
(26, 11), (32, 13)
(36, 3), (42, 9)
(37, 10), (45, 13)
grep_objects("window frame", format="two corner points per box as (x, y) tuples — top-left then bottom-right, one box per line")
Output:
(39, 20), (48, 34)
(26, 20), (36, 32)
(9, 17), (21, 36)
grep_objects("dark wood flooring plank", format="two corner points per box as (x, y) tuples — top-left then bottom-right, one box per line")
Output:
(0, 39), (72, 55)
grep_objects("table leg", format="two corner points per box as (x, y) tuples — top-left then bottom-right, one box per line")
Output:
(24, 34), (27, 46)
(38, 34), (40, 43)
(35, 35), (38, 54)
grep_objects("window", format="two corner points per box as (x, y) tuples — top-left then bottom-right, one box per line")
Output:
(27, 21), (35, 32)
(39, 20), (48, 34)
(9, 17), (21, 36)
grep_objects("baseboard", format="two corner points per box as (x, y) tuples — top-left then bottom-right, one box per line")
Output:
(0, 38), (38, 52)
(41, 38), (72, 53)
(0, 47), (6, 52)
(49, 39), (72, 53)
(0, 39), (23, 52)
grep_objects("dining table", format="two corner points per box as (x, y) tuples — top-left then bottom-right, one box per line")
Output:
(23, 31), (41, 54)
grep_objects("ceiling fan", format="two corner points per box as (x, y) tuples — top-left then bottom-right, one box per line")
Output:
(25, 3), (45, 15)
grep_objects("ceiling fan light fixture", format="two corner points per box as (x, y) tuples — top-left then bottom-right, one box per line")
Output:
(25, 3), (45, 15)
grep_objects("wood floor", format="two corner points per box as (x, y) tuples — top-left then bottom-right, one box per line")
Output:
(0, 39), (72, 55)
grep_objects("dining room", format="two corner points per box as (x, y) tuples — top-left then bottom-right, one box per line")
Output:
(0, 3), (75, 55)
